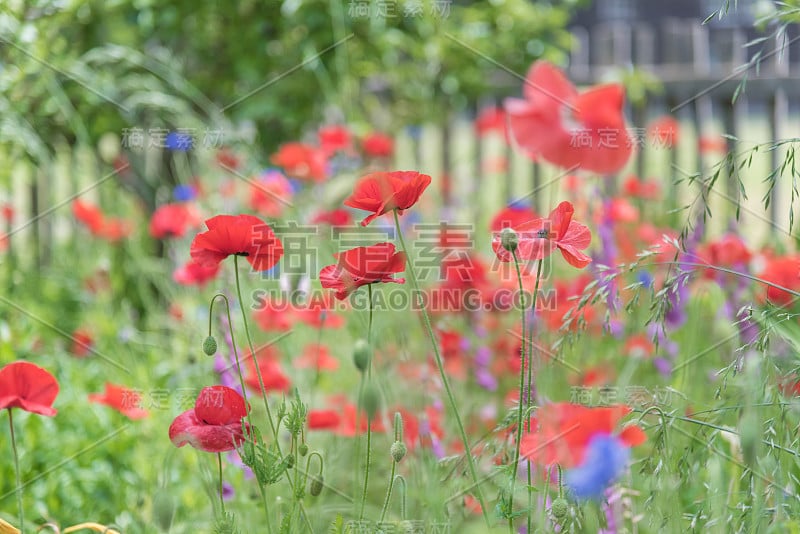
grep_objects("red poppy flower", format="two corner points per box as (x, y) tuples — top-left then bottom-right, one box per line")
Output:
(505, 61), (633, 174)
(699, 135), (728, 154)
(319, 125), (353, 155)
(249, 172), (294, 218)
(190, 214), (284, 271)
(293, 298), (346, 329)
(89, 383), (149, 419)
(362, 132), (394, 158)
(244, 348), (291, 394)
(0, 361), (59, 416)
(695, 234), (751, 277)
(216, 148), (241, 170)
(73, 200), (105, 235)
(622, 176), (661, 200)
(319, 242), (406, 300)
(271, 142), (328, 182)
(173, 259), (221, 286)
(307, 409), (342, 431)
(344, 171), (432, 227)
(2, 203), (14, 222)
(624, 334), (654, 358)
(310, 208), (353, 227)
(149, 203), (201, 239)
(338, 402), (386, 437)
(475, 106), (508, 139)
(253, 301), (295, 332)
(492, 201), (592, 268)
(169, 385), (251, 453)
(99, 218), (132, 242)
(294, 344), (339, 371)
(758, 255), (800, 307)
(520, 403), (646, 468)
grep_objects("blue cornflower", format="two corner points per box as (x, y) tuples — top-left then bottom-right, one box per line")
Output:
(165, 131), (194, 152)
(565, 434), (629, 500)
(173, 184), (196, 202)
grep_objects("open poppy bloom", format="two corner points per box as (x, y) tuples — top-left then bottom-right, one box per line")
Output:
(169, 385), (251, 453)
(0, 361), (59, 416)
(492, 201), (592, 269)
(758, 255), (800, 307)
(190, 214), (284, 271)
(319, 242), (406, 300)
(505, 61), (632, 174)
(244, 349), (292, 394)
(89, 383), (149, 420)
(318, 125), (353, 155)
(248, 172), (294, 218)
(344, 171), (431, 227)
(294, 344), (339, 371)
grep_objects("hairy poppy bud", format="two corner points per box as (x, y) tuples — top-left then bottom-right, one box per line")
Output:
(310, 475), (324, 496)
(299, 443), (309, 456)
(152, 488), (176, 531)
(500, 228), (518, 253)
(551, 497), (568, 519)
(353, 339), (371, 372)
(390, 441), (407, 463)
(361, 383), (381, 420)
(286, 454), (295, 469)
(203, 335), (217, 356)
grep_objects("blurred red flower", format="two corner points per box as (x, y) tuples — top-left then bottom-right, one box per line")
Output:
(505, 61), (633, 174)
(73, 200), (105, 235)
(310, 208), (353, 227)
(492, 201), (592, 268)
(320, 242), (406, 300)
(149, 203), (201, 239)
(89, 383), (149, 419)
(169, 385), (251, 453)
(244, 348), (291, 394)
(362, 132), (394, 158)
(294, 343), (339, 371)
(520, 403), (646, 467)
(344, 171), (431, 226)
(489, 205), (539, 233)
(475, 106), (508, 139)
(319, 125), (353, 155)
(271, 142), (328, 182)
(173, 259), (221, 286)
(0, 361), (59, 416)
(622, 175), (661, 200)
(647, 115), (679, 149)
(190, 214), (284, 271)
(759, 255), (800, 307)
(71, 329), (94, 358)
(249, 172), (294, 218)
(307, 409), (341, 430)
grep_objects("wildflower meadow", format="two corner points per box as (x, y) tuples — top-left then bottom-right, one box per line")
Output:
(3, 1), (800, 533)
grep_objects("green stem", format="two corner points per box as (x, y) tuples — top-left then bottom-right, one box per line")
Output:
(392, 210), (491, 526)
(527, 259), (544, 534)
(359, 420), (372, 520)
(508, 250), (527, 533)
(359, 285), (375, 520)
(218, 453), (225, 515)
(8, 409), (23, 534)
(233, 255), (278, 441)
(379, 460), (398, 524)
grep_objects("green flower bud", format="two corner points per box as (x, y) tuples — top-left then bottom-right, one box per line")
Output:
(152, 488), (176, 531)
(203, 335), (217, 356)
(310, 475), (324, 496)
(390, 441), (407, 463)
(361, 383), (381, 421)
(500, 227), (519, 253)
(551, 497), (568, 519)
(298, 443), (309, 456)
(286, 454), (295, 469)
(353, 339), (371, 372)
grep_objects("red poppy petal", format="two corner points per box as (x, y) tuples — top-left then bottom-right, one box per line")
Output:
(194, 386), (248, 425)
(619, 425), (647, 447)
(0, 361), (59, 416)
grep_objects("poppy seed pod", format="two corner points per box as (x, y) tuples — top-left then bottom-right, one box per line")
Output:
(551, 497), (568, 519)
(310, 475), (324, 496)
(390, 441), (407, 463)
(500, 227), (518, 253)
(353, 339), (371, 373)
(203, 335), (218, 356)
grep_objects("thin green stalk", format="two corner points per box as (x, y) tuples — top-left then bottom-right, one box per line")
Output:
(508, 250), (527, 533)
(218, 453), (225, 515)
(209, 293), (273, 534)
(233, 255), (278, 441)
(9, 409), (23, 534)
(359, 284), (375, 520)
(526, 259), (544, 534)
(393, 210), (490, 526)
(379, 460), (398, 523)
